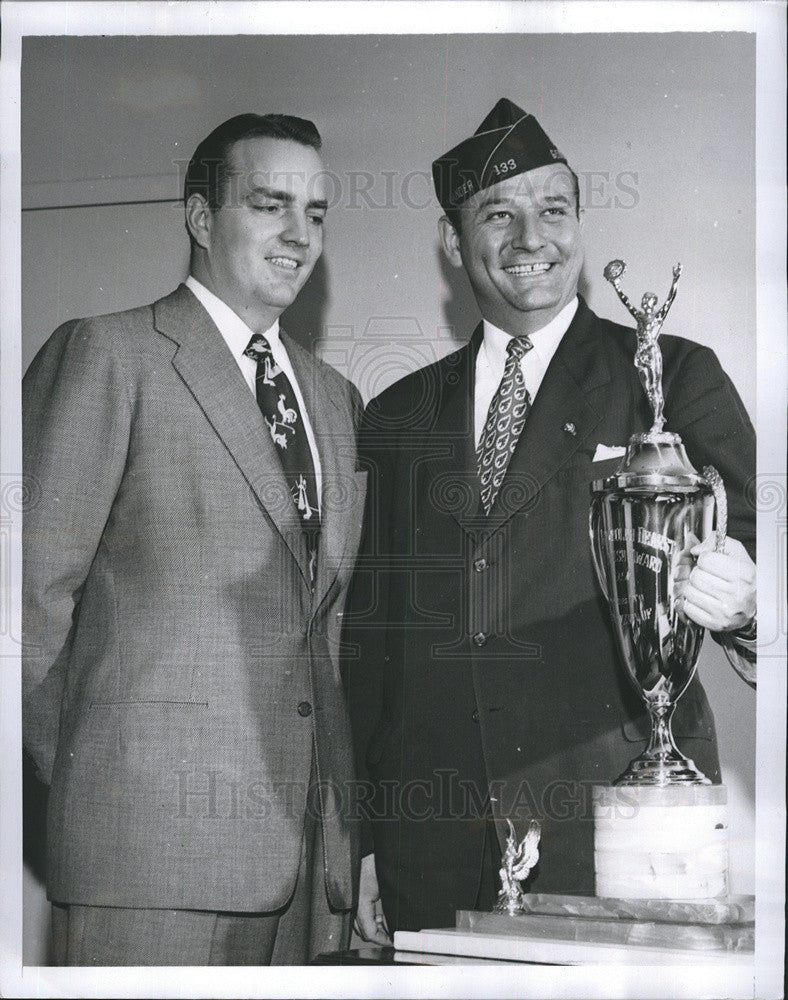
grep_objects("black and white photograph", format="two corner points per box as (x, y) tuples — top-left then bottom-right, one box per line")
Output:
(1, 2), (785, 997)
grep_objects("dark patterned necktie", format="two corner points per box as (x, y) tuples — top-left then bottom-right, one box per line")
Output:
(477, 335), (533, 515)
(244, 334), (320, 574)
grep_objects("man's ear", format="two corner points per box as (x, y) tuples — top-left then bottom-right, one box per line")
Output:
(438, 216), (464, 269)
(185, 193), (212, 250)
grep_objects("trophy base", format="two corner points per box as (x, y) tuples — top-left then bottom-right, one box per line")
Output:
(614, 752), (711, 786)
(593, 783), (729, 900)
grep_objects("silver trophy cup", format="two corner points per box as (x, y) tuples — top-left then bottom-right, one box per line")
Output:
(590, 260), (727, 786)
(590, 435), (726, 784)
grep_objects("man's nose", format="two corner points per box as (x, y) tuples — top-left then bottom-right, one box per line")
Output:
(280, 209), (310, 246)
(511, 214), (544, 253)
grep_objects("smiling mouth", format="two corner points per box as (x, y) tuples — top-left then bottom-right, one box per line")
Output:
(267, 256), (300, 270)
(503, 262), (554, 276)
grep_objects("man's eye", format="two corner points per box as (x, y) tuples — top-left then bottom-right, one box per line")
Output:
(309, 215), (325, 227)
(252, 203), (280, 213)
(543, 207), (567, 217)
(487, 211), (511, 222)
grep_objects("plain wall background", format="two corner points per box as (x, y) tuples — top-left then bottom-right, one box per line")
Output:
(20, 32), (756, 962)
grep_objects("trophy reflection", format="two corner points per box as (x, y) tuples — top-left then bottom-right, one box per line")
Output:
(590, 260), (727, 786)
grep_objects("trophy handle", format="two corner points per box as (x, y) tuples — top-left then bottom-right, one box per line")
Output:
(702, 466), (756, 689)
(588, 498), (610, 600)
(702, 466), (727, 552)
(723, 640), (757, 689)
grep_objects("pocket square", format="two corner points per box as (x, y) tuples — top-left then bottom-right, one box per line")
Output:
(593, 444), (627, 462)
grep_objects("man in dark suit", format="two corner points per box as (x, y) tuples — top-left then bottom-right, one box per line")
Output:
(23, 114), (366, 964)
(344, 100), (756, 938)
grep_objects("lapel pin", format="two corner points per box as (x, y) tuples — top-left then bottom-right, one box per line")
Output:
(563, 422), (577, 436)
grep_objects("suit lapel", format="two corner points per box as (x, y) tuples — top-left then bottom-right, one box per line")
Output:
(420, 327), (482, 537)
(153, 285), (309, 584)
(484, 297), (611, 536)
(420, 307), (610, 541)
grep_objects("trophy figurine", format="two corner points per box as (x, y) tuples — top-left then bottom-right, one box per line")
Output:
(493, 820), (541, 916)
(590, 260), (727, 786)
(604, 258), (682, 435)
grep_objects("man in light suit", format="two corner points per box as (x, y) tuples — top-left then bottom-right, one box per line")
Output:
(23, 114), (366, 965)
(344, 100), (757, 938)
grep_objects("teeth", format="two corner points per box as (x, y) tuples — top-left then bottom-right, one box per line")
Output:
(268, 257), (298, 269)
(504, 263), (552, 275)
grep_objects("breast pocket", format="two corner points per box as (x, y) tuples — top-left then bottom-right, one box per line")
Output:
(588, 455), (626, 482)
(554, 452), (623, 492)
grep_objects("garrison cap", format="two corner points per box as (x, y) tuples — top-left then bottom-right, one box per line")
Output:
(432, 98), (568, 214)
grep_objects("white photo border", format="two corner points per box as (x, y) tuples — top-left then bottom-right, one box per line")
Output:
(1, 3), (785, 998)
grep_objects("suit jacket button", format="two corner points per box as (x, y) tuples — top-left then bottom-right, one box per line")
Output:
(472, 631), (487, 647)
(297, 701), (312, 717)
(472, 708), (480, 724)
(473, 558), (488, 573)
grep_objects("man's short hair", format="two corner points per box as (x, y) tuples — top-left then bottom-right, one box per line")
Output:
(183, 113), (322, 214)
(445, 167), (581, 233)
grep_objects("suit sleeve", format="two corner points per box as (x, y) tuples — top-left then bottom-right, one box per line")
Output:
(341, 401), (398, 857)
(664, 342), (756, 560)
(349, 380), (365, 436)
(22, 317), (132, 783)
(664, 343), (757, 665)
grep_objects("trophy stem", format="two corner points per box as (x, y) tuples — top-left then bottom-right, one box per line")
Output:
(615, 703), (710, 786)
(646, 703), (682, 761)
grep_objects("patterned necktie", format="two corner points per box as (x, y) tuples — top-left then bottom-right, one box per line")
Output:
(476, 335), (533, 515)
(244, 334), (320, 573)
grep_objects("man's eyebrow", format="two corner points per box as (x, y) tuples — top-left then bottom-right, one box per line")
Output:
(473, 196), (512, 213)
(246, 186), (327, 212)
(472, 190), (573, 214)
(248, 184), (294, 203)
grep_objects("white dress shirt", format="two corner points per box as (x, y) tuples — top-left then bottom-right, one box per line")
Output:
(185, 275), (322, 508)
(474, 297), (579, 446)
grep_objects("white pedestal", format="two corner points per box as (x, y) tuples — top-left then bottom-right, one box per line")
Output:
(393, 893), (754, 967)
(593, 783), (729, 900)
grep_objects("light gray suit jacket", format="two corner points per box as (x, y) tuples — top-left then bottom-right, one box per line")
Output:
(22, 284), (366, 912)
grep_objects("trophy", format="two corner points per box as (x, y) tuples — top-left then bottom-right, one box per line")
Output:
(493, 819), (541, 916)
(589, 260), (727, 786)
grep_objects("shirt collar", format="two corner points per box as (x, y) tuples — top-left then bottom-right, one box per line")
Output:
(185, 275), (280, 358)
(481, 296), (578, 370)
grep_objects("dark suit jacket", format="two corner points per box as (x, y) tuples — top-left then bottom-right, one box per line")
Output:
(23, 284), (366, 912)
(343, 296), (755, 931)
